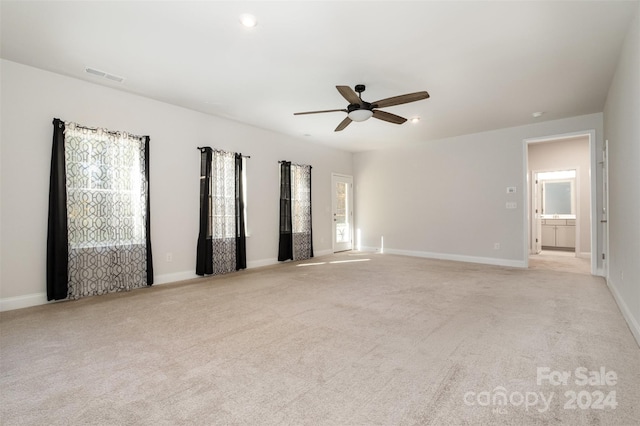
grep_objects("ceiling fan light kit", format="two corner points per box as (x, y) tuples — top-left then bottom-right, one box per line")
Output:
(294, 84), (430, 132)
(348, 109), (373, 122)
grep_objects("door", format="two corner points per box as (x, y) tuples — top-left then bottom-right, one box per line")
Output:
(332, 174), (353, 252)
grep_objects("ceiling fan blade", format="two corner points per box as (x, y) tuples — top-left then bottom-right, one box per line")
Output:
(334, 116), (352, 132)
(294, 108), (347, 115)
(336, 86), (361, 105)
(372, 110), (407, 124)
(371, 91), (430, 108)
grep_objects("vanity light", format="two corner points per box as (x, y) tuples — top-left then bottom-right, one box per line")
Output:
(240, 14), (257, 28)
(410, 117), (421, 124)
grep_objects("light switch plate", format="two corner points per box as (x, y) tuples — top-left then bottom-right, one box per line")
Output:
(506, 202), (517, 209)
(507, 187), (517, 194)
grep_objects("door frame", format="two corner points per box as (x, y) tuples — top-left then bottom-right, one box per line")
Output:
(534, 172), (542, 254)
(523, 129), (598, 275)
(331, 173), (354, 253)
(602, 139), (609, 277)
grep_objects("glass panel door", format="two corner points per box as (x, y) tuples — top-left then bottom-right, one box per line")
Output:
(332, 174), (353, 252)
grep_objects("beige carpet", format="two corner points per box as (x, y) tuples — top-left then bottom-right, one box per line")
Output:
(1, 252), (639, 425)
(529, 250), (592, 275)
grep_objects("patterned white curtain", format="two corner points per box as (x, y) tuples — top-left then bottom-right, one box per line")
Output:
(211, 150), (237, 274)
(64, 123), (150, 299)
(291, 164), (313, 260)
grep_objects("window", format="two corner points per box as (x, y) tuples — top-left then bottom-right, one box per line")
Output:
(65, 127), (147, 248)
(210, 150), (236, 239)
(291, 164), (311, 234)
(241, 156), (248, 235)
(196, 148), (247, 276)
(278, 161), (313, 262)
(208, 153), (247, 239)
(47, 119), (152, 301)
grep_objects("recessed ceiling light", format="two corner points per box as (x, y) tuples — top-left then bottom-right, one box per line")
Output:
(532, 111), (544, 118)
(239, 14), (257, 28)
(410, 117), (421, 124)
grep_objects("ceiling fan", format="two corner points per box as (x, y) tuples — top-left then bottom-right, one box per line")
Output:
(294, 84), (430, 132)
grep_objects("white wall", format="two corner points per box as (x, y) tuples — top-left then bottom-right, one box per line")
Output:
(603, 3), (640, 345)
(353, 113), (603, 268)
(528, 137), (591, 256)
(0, 59), (353, 309)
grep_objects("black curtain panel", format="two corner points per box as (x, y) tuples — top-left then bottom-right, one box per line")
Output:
(46, 118), (69, 301)
(196, 147), (213, 275)
(235, 153), (247, 270)
(144, 136), (154, 285)
(278, 161), (293, 261)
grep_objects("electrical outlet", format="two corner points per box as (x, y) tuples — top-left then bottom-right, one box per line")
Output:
(166, 253), (173, 262)
(506, 187), (517, 194)
(494, 243), (500, 250)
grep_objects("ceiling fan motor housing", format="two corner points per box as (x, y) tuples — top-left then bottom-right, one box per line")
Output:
(347, 102), (372, 113)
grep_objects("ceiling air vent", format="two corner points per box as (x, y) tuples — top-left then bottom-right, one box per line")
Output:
(85, 67), (124, 83)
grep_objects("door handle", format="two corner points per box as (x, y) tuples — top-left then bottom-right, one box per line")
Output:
(600, 220), (607, 223)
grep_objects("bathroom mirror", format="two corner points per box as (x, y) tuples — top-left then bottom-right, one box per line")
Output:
(542, 180), (575, 216)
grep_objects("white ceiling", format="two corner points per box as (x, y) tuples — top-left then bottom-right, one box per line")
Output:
(1, 1), (637, 152)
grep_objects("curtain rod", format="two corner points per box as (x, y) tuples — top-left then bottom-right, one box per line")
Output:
(197, 147), (250, 158)
(56, 118), (147, 140)
(279, 160), (312, 168)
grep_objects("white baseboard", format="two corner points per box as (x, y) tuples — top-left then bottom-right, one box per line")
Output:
(606, 277), (640, 348)
(0, 254), (323, 311)
(0, 292), (48, 312)
(361, 246), (526, 268)
(0, 248), (529, 312)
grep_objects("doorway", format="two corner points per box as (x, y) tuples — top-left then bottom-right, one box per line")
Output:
(533, 169), (577, 254)
(524, 131), (599, 275)
(331, 174), (353, 252)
